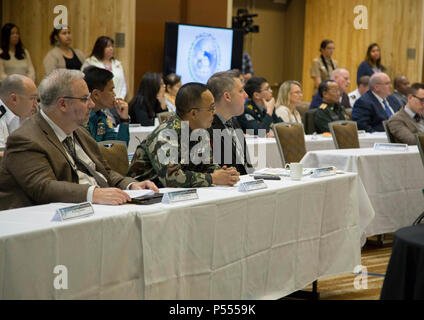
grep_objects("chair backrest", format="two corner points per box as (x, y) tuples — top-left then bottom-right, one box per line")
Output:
(383, 120), (396, 143)
(97, 140), (129, 176)
(157, 112), (174, 124)
(328, 120), (360, 149)
(272, 122), (307, 166)
(295, 102), (310, 120)
(302, 109), (317, 134)
(417, 134), (424, 169)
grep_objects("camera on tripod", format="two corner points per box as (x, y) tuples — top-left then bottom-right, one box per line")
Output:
(232, 9), (259, 35)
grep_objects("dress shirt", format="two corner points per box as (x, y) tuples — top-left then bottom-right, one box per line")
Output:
(371, 91), (395, 115)
(0, 98), (20, 148)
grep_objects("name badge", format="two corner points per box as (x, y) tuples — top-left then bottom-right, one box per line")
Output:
(374, 143), (408, 151)
(312, 167), (337, 178)
(56, 202), (94, 221)
(162, 189), (199, 204)
(239, 179), (267, 192)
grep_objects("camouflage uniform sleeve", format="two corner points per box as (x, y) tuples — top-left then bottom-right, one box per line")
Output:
(147, 129), (217, 188)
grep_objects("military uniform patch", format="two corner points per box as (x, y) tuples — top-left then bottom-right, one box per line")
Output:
(245, 114), (254, 121)
(97, 124), (106, 136)
(247, 105), (254, 110)
(319, 103), (328, 110)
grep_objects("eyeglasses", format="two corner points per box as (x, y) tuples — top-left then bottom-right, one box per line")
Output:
(260, 86), (271, 92)
(191, 104), (216, 112)
(62, 93), (91, 103)
(413, 95), (424, 104)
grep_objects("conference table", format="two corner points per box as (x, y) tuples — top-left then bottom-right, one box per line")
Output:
(0, 173), (374, 299)
(301, 146), (424, 238)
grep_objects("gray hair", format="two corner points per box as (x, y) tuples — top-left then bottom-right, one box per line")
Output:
(369, 72), (387, 91)
(276, 80), (302, 107)
(207, 71), (236, 102)
(0, 74), (26, 99)
(39, 68), (84, 111)
(330, 68), (349, 80)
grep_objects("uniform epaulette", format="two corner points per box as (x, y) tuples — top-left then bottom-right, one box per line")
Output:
(247, 104), (254, 110)
(319, 103), (328, 110)
(350, 94), (356, 99)
(0, 105), (6, 119)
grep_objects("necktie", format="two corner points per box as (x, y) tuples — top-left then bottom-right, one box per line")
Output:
(414, 113), (422, 122)
(382, 100), (393, 118)
(62, 136), (108, 188)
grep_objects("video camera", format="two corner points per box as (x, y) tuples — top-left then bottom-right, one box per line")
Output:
(232, 9), (259, 35)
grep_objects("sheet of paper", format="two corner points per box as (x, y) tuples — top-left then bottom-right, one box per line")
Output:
(124, 189), (154, 198)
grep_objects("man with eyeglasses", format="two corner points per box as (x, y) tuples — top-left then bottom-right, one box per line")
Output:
(352, 72), (401, 132)
(0, 74), (38, 156)
(387, 83), (424, 145)
(128, 82), (240, 188)
(0, 69), (158, 210)
(82, 66), (129, 146)
(236, 77), (282, 136)
(314, 80), (349, 133)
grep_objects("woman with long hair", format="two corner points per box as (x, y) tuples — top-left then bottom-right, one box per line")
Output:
(43, 25), (85, 76)
(82, 36), (127, 100)
(275, 80), (303, 123)
(0, 23), (35, 82)
(357, 43), (386, 80)
(129, 72), (166, 126)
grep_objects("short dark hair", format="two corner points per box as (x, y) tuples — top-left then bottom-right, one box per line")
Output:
(207, 71), (235, 102)
(357, 75), (370, 86)
(50, 25), (70, 46)
(83, 66), (114, 92)
(320, 39), (334, 50)
(318, 80), (336, 98)
(175, 82), (208, 117)
(244, 77), (267, 99)
(90, 36), (114, 61)
(407, 83), (424, 96)
(163, 73), (181, 90)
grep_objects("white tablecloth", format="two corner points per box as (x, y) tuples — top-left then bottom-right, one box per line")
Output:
(246, 132), (388, 169)
(0, 173), (373, 299)
(301, 146), (424, 237)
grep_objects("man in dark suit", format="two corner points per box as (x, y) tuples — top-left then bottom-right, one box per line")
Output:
(387, 83), (424, 145)
(352, 72), (401, 132)
(0, 69), (158, 210)
(207, 70), (254, 175)
(309, 68), (352, 110)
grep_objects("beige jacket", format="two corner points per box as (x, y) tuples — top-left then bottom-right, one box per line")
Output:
(387, 108), (422, 145)
(0, 112), (136, 210)
(43, 47), (85, 76)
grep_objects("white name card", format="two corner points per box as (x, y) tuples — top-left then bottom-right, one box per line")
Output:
(312, 167), (337, 178)
(239, 179), (267, 192)
(162, 189), (199, 204)
(374, 143), (408, 151)
(56, 202), (94, 221)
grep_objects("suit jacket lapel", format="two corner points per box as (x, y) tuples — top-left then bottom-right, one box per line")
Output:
(368, 92), (388, 120)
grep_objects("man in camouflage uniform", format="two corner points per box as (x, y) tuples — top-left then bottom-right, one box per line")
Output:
(127, 83), (240, 188)
(236, 77), (282, 136)
(314, 80), (348, 133)
(83, 66), (129, 146)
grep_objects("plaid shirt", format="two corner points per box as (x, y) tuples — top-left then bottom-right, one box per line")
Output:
(241, 52), (254, 75)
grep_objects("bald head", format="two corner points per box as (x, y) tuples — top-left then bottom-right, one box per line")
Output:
(394, 76), (410, 95)
(0, 74), (38, 119)
(331, 68), (350, 93)
(369, 72), (392, 99)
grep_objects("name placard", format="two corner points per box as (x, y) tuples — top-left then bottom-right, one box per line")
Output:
(312, 167), (337, 178)
(162, 189), (199, 204)
(56, 202), (94, 221)
(374, 143), (408, 151)
(239, 179), (267, 192)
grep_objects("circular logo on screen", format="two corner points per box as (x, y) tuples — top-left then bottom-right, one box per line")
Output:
(188, 33), (221, 82)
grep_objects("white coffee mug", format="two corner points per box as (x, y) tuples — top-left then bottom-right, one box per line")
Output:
(285, 162), (303, 180)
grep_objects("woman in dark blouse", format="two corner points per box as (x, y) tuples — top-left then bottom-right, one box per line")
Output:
(129, 72), (166, 126)
(357, 43), (386, 80)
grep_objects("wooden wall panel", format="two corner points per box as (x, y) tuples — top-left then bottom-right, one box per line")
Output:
(3, 0), (135, 98)
(302, 0), (424, 101)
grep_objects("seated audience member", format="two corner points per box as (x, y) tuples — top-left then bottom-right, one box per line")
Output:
(236, 77), (282, 135)
(0, 69), (158, 210)
(387, 83), (424, 145)
(127, 82), (240, 188)
(310, 39), (338, 93)
(0, 74), (38, 155)
(352, 72), (401, 132)
(310, 68), (351, 110)
(129, 72), (167, 126)
(314, 80), (348, 133)
(82, 66), (129, 146)
(82, 36), (127, 100)
(0, 23), (35, 82)
(349, 75), (370, 107)
(357, 43), (386, 80)
(275, 80), (303, 123)
(163, 73), (181, 113)
(206, 70), (253, 175)
(44, 26), (85, 76)
(390, 75), (410, 108)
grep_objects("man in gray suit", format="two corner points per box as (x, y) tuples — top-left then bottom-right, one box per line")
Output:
(0, 69), (158, 210)
(387, 83), (424, 145)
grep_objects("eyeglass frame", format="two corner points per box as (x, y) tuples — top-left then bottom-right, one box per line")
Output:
(412, 95), (424, 105)
(61, 93), (92, 103)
